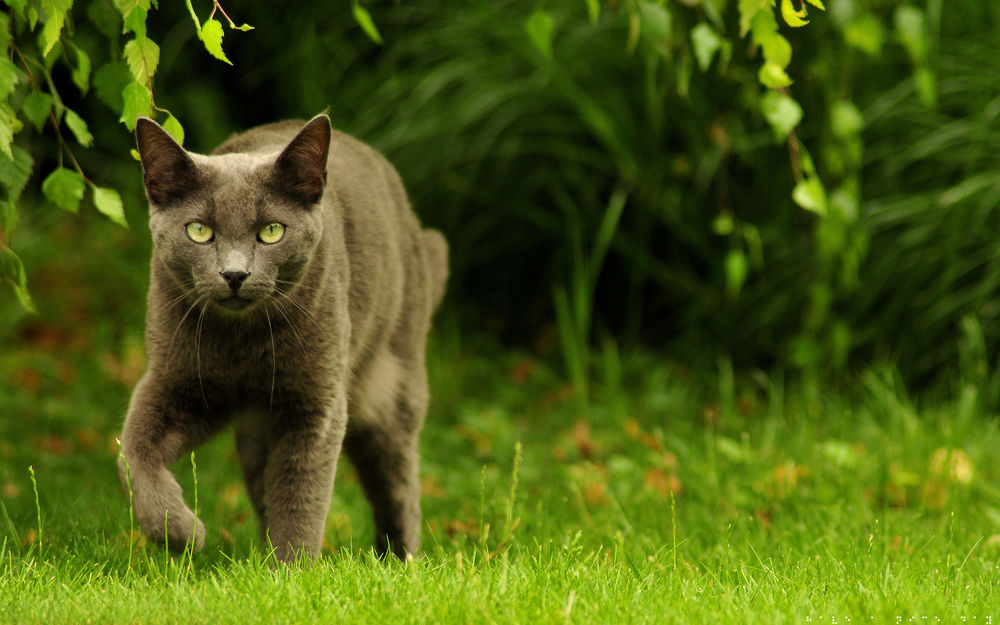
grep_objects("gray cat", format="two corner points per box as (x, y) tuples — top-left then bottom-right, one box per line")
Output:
(117, 114), (447, 562)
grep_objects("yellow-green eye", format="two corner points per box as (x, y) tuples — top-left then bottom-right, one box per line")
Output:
(258, 222), (285, 244)
(186, 222), (213, 243)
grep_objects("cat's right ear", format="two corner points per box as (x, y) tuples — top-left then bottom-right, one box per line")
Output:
(136, 118), (198, 206)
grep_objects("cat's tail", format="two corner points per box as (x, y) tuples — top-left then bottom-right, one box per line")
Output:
(422, 229), (448, 311)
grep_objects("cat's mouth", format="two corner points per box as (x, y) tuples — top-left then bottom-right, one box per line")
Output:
(216, 295), (256, 311)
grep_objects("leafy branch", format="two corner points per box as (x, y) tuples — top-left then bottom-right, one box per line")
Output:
(0, 0), (253, 311)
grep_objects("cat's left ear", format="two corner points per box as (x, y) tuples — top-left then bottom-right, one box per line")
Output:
(136, 117), (198, 206)
(273, 114), (332, 205)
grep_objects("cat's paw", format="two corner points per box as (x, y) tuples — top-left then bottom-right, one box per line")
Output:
(142, 511), (206, 553)
(134, 500), (206, 553)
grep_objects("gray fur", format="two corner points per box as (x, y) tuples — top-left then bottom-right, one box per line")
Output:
(117, 115), (447, 562)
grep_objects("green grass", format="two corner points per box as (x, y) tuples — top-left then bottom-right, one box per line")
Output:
(1, 327), (999, 623)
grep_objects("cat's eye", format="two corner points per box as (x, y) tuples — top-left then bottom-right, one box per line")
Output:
(186, 222), (214, 244)
(258, 222), (285, 244)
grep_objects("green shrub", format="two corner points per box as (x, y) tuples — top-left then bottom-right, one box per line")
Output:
(5, 0), (1000, 393)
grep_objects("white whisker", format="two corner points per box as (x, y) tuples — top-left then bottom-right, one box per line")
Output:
(263, 302), (277, 409)
(170, 294), (205, 351)
(277, 289), (318, 323)
(267, 295), (306, 352)
(195, 298), (209, 409)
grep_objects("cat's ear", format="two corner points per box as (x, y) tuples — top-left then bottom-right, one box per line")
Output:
(273, 114), (331, 205)
(136, 117), (198, 206)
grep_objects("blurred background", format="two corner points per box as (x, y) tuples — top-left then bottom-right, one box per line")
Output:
(3, 0), (1000, 404)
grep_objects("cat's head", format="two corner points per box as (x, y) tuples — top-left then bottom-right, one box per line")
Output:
(136, 115), (331, 314)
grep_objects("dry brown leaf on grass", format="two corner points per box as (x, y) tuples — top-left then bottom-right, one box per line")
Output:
(454, 425), (493, 455)
(221, 483), (243, 509)
(643, 467), (682, 496)
(100, 343), (146, 388)
(570, 421), (597, 459)
(36, 435), (73, 455)
(570, 463), (611, 507)
(427, 517), (479, 538)
(624, 418), (663, 451)
(11, 367), (42, 393)
(508, 358), (537, 383)
(420, 475), (445, 497)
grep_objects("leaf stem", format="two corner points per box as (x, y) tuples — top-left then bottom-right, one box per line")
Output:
(778, 87), (805, 183)
(184, 0), (202, 33)
(212, 1), (236, 28)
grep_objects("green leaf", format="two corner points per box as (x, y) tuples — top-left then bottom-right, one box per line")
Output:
(805, 0), (826, 10)
(21, 89), (52, 132)
(233, 23), (254, 32)
(758, 61), (793, 88)
(792, 177), (828, 216)
(119, 80), (152, 130)
(712, 213), (734, 236)
(691, 23), (722, 72)
(198, 19), (232, 65)
(638, 2), (671, 57)
(2, 199), (15, 239)
(71, 45), (91, 94)
(0, 104), (17, 159)
(844, 14), (884, 56)
(351, 3), (383, 45)
(38, 0), (74, 54)
(830, 100), (863, 139)
(780, 0), (809, 28)
(64, 109), (94, 147)
(750, 9), (792, 69)
(0, 145), (33, 207)
(42, 167), (85, 213)
(0, 246), (36, 313)
(525, 9), (554, 59)
(0, 58), (20, 102)
(113, 0), (151, 18)
(124, 36), (160, 83)
(123, 6), (147, 38)
(5, 0), (27, 18)
(0, 14), (11, 57)
(39, 2), (69, 56)
(739, 0), (766, 37)
(94, 61), (131, 113)
(162, 113), (184, 145)
(895, 5), (927, 64)
(725, 249), (749, 298)
(914, 66), (937, 109)
(829, 184), (859, 222)
(760, 91), (802, 138)
(585, 0), (600, 24)
(93, 185), (128, 227)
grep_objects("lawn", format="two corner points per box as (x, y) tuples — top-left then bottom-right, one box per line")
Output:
(1, 322), (999, 623)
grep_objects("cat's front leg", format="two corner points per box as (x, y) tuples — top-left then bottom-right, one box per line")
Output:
(118, 375), (218, 553)
(262, 396), (347, 562)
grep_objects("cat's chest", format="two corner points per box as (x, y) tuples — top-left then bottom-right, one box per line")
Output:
(170, 316), (328, 399)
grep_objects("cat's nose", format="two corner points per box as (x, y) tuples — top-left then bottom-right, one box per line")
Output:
(221, 270), (250, 292)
